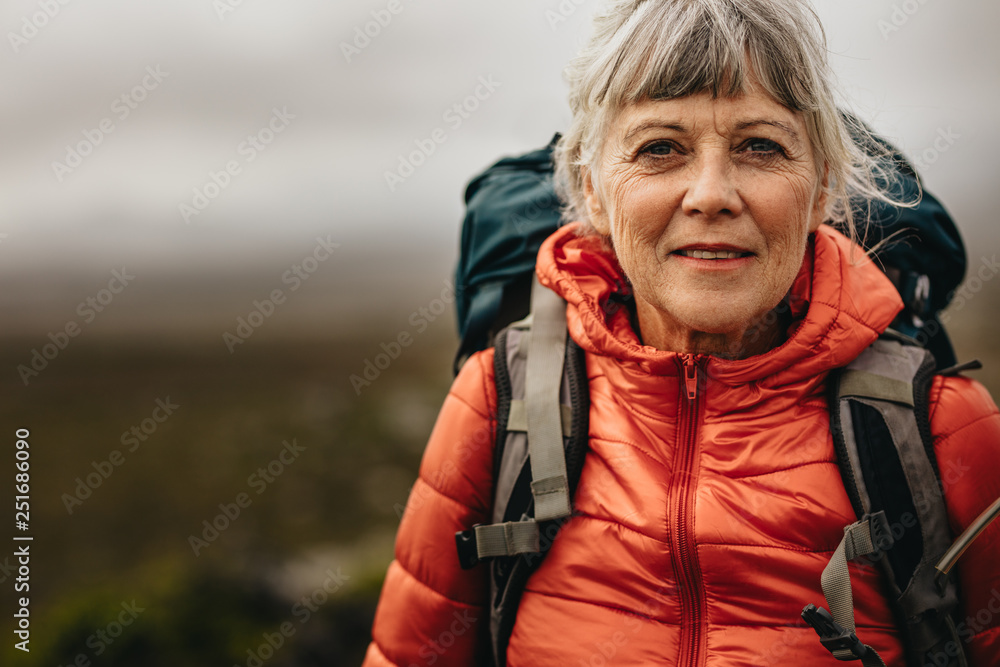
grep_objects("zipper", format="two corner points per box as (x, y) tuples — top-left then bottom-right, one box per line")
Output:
(671, 354), (705, 666)
(684, 356), (699, 400)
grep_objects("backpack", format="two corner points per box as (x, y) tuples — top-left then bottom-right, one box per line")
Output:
(450, 132), (990, 666)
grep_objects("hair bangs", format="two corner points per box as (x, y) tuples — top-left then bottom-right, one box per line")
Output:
(599, 1), (819, 113)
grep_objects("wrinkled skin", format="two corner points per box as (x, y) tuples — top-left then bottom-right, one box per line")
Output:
(583, 82), (829, 358)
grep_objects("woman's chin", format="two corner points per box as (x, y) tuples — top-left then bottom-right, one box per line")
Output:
(663, 296), (762, 338)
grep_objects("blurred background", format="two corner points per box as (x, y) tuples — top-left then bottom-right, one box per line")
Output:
(0, 1), (997, 665)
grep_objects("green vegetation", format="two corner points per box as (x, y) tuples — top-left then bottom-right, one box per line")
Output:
(0, 330), (455, 666)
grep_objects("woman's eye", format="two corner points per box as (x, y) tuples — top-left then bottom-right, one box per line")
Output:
(743, 138), (785, 155)
(639, 141), (677, 157)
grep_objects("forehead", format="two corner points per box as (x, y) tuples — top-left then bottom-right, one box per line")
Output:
(611, 87), (807, 141)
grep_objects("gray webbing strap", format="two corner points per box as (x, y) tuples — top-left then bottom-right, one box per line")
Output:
(821, 518), (888, 666)
(524, 275), (572, 521)
(839, 369), (914, 407)
(473, 521), (540, 559)
(506, 400), (573, 436)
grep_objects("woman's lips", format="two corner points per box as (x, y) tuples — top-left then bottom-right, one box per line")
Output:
(674, 249), (751, 260)
(671, 244), (754, 261)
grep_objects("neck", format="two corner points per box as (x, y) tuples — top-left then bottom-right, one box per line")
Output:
(633, 298), (788, 360)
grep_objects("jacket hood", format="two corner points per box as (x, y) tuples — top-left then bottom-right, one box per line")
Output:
(535, 223), (904, 386)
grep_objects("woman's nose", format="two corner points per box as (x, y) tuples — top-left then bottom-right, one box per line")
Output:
(681, 153), (743, 220)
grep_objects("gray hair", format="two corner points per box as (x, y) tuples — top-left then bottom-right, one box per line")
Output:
(554, 0), (910, 244)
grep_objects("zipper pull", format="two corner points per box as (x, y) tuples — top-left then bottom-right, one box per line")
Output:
(683, 356), (698, 400)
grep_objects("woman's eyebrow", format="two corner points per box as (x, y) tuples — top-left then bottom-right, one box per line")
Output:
(623, 119), (801, 143)
(622, 121), (687, 143)
(735, 119), (800, 141)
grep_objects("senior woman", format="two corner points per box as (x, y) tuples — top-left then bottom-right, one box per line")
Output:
(364, 1), (1000, 665)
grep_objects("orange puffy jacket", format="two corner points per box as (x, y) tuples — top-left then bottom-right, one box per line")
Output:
(364, 224), (1000, 666)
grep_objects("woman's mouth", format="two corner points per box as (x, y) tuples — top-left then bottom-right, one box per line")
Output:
(673, 249), (752, 260)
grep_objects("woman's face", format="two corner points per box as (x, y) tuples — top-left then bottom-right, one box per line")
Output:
(583, 85), (827, 355)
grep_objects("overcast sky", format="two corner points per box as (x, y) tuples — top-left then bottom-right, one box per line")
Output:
(1, 0), (998, 281)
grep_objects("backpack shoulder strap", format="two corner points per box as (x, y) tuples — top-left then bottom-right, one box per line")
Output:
(523, 276), (574, 520)
(453, 275), (589, 667)
(804, 333), (966, 667)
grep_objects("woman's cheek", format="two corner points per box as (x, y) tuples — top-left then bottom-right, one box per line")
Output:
(629, 174), (674, 227)
(613, 193), (665, 254)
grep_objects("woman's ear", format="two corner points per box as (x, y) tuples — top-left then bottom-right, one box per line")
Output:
(808, 162), (830, 233)
(582, 166), (612, 236)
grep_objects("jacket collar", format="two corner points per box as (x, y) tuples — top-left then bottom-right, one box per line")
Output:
(535, 223), (903, 385)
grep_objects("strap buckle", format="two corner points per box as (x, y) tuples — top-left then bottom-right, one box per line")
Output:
(455, 527), (481, 569)
(801, 604), (869, 660)
(864, 511), (894, 555)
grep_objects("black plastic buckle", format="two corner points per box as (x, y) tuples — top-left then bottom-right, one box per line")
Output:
(455, 528), (480, 569)
(866, 510), (894, 554)
(801, 604), (868, 660)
